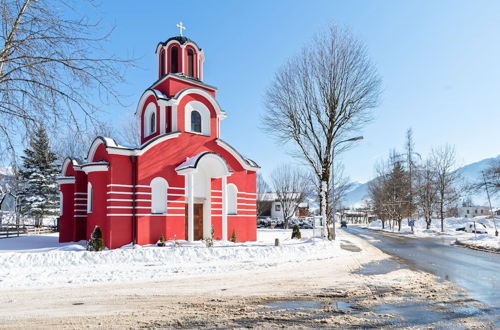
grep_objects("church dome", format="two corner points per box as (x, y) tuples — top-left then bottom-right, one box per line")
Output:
(155, 25), (204, 81)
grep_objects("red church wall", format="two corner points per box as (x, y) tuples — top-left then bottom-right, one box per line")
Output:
(86, 171), (108, 244)
(59, 183), (75, 243)
(91, 144), (110, 162)
(153, 76), (216, 99)
(74, 170), (88, 241)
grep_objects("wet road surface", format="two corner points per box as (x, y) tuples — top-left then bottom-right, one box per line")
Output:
(345, 226), (500, 311)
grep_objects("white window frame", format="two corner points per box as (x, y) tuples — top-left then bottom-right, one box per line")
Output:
(151, 177), (168, 214)
(144, 102), (157, 137)
(184, 101), (210, 136)
(87, 183), (93, 213)
(227, 183), (237, 215)
(59, 191), (63, 216)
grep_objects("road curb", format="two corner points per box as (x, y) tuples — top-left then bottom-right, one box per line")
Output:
(452, 240), (500, 254)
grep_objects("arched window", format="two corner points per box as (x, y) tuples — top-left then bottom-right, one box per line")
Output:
(187, 48), (194, 76)
(171, 46), (179, 73)
(87, 183), (93, 213)
(191, 110), (202, 133)
(159, 49), (166, 76)
(149, 111), (156, 135)
(151, 177), (168, 214)
(227, 184), (237, 215)
(144, 102), (156, 137)
(59, 191), (63, 216)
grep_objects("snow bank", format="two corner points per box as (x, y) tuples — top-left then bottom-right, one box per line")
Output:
(0, 229), (353, 289)
(367, 217), (500, 251)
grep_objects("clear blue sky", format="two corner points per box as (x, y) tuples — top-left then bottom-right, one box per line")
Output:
(89, 0), (500, 183)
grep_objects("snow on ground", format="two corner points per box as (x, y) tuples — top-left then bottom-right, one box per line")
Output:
(366, 217), (500, 251)
(0, 229), (355, 289)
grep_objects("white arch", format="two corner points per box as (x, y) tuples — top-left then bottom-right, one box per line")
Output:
(173, 88), (226, 119)
(184, 101), (210, 135)
(227, 183), (238, 215)
(61, 157), (80, 175)
(150, 177), (168, 214)
(144, 102), (157, 137)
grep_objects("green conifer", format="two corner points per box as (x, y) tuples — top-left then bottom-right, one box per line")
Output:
(291, 225), (302, 239)
(87, 226), (105, 251)
(18, 125), (59, 226)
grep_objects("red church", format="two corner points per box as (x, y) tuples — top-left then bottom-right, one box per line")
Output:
(57, 28), (259, 249)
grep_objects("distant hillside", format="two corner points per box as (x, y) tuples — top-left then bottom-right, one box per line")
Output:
(343, 155), (500, 208)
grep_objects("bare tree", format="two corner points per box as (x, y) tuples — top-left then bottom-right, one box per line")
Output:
(473, 159), (500, 196)
(404, 128), (419, 218)
(0, 0), (131, 159)
(52, 121), (116, 162)
(415, 159), (438, 229)
(269, 164), (310, 229)
(432, 145), (460, 232)
(263, 23), (381, 239)
(118, 115), (141, 147)
(256, 173), (271, 217)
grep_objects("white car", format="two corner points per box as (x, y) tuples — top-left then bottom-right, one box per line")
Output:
(464, 222), (488, 234)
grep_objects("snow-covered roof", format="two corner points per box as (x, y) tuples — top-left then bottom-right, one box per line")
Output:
(258, 192), (302, 201)
(175, 152), (208, 171)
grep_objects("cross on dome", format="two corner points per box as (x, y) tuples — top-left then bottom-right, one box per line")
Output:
(176, 21), (186, 36)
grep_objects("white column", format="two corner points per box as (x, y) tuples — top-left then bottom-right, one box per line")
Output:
(187, 173), (194, 242)
(221, 175), (228, 241)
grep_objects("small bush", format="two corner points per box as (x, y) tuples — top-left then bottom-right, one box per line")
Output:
(231, 229), (237, 243)
(291, 225), (302, 239)
(87, 226), (105, 251)
(157, 234), (166, 247)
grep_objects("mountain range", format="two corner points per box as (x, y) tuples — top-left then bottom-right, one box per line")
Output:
(342, 155), (500, 209)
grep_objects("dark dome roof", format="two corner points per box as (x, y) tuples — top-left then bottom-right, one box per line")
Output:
(156, 36), (201, 53)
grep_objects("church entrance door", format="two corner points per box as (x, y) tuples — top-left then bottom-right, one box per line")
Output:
(185, 203), (204, 240)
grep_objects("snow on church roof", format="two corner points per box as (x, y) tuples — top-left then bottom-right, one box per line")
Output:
(156, 36), (201, 52)
(175, 152), (211, 171)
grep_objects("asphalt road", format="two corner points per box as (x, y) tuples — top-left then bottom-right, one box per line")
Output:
(345, 226), (500, 309)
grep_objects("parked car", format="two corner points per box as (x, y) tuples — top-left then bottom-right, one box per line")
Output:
(456, 222), (488, 234)
(340, 221), (347, 228)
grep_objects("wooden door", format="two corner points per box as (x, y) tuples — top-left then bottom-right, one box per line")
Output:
(185, 203), (204, 240)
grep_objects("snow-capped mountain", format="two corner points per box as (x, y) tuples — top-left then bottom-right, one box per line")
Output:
(343, 155), (500, 208)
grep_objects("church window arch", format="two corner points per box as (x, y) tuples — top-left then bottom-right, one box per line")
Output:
(87, 182), (93, 213)
(184, 101), (210, 135)
(227, 183), (237, 215)
(151, 177), (168, 214)
(144, 102), (157, 137)
(191, 111), (202, 133)
(149, 112), (156, 135)
(171, 46), (179, 73)
(187, 48), (194, 77)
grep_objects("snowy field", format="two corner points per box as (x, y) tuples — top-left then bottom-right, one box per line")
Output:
(366, 217), (500, 251)
(0, 229), (354, 289)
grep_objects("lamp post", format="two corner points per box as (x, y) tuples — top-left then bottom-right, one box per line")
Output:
(330, 136), (364, 240)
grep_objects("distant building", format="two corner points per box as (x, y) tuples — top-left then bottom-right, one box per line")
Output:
(457, 206), (491, 218)
(257, 193), (308, 220)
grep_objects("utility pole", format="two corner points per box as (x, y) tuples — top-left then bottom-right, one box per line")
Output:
(482, 171), (498, 236)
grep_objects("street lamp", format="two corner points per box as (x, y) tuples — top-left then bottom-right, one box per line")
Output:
(330, 136), (364, 240)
